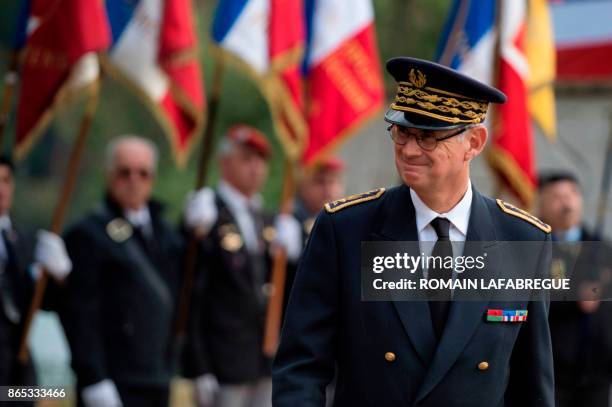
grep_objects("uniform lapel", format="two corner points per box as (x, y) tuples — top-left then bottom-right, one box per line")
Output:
(371, 185), (437, 366)
(416, 188), (501, 402)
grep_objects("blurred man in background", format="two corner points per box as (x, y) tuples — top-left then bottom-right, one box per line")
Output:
(538, 172), (612, 407)
(183, 125), (301, 407)
(284, 157), (346, 310)
(60, 137), (184, 407)
(0, 154), (72, 404)
(294, 157), (345, 244)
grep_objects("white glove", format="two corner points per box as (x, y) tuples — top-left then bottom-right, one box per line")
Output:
(81, 379), (123, 407)
(34, 230), (72, 281)
(184, 187), (218, 233)
(274, 214), (302, 261)
(194, 374), (219, 407)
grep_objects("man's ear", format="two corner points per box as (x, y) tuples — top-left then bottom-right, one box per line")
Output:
(465, 125), (488, 161)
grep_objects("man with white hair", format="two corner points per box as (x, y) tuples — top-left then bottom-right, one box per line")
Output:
(183, 125), (301, 407)
(60, 136), (184, 407)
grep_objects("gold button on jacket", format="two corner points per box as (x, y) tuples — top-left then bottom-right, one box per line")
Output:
(478, 361), (489, 371)
(385, 352), (396, 362)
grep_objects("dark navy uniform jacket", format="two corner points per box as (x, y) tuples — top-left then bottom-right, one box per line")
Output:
(61, 196), (183, 390)
(273, 184), (554, 407)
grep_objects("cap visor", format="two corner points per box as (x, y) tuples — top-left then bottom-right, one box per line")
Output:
(384, 109), (467, 131)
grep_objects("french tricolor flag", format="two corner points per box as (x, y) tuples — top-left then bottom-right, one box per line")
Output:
(212, 0), (308, 160)
(212, 0), (384, 165)
(438, 0), (536, 207)
(302, 0), (384, 166)
(104, 0), (205, 166)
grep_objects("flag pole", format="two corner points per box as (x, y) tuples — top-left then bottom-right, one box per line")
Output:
(594, 111), (612, 237)
(262, 158), (296, 357)
(0, 50), (19, 151)
(17, 79), (100, 364)
(489, 0), (506, 202)
(172, 59), (225, 349)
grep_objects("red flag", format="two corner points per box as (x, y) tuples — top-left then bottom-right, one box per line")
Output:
(301, 0), (384, 167)
(158, 0), (206, 164)
(15, 0), (110, 159)
(267, 0), (308, 159)
(487, 0), (536, 207)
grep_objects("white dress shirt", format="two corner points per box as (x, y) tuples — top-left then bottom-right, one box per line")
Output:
(410, 181), (473, 279)
(0, 214), (11, 265)
(124, 206), (153, 236)
(217, 180), (263, 254)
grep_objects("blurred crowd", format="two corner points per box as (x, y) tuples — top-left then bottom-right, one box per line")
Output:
(0, 124), (610, 407)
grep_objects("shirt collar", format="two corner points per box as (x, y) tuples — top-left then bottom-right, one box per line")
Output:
(410, 180), (472, 236)
(218, 180), (263, 214)
(124, 206), (151, 228)
(555, 225), (582, 242)
(0, 214), (11, 232)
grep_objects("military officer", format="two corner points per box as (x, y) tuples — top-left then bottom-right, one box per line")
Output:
(60, 137), (184, 407)
(0, 155), (72, 405)
(273, 57), (554, 407)
(538, 172), (612, 407)
(183, 125), (301, 407)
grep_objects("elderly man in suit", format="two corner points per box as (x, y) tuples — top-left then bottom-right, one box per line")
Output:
(183, 125), (301, 407)
(61, 137), (184, 407)
(272, 57), (554, 407)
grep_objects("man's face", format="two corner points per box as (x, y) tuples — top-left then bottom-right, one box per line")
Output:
(392, 125), (481, 193)
(220, 144), (269, 197)
(0, 165), (14, 215)
(107, 141), (156, 210)
(300, 169), (345, 213)
(538, 180), (583, 232)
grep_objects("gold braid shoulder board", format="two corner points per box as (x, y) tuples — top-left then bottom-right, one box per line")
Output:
(325, 188), (386, 214)
(496, 199), (552, 234)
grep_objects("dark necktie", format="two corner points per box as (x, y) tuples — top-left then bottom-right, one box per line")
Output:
(247, 204), (267, 306)
(429, 217), (452, 341)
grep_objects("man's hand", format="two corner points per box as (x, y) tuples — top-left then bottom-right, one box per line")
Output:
(81, 379), (123, 407)
(34, 230), (72, 281)
(274, 214), (302, 261)
(194, 374), (219, 407)
(184, 188), (218, 235)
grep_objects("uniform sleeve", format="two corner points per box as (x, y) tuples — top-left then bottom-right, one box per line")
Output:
(59, 224), (108, 387)
(272, 211), (339, 407)
(505, 234), (555, 407)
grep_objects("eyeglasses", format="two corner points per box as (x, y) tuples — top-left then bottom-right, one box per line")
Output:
(387, 124), (471, 151)
(114, 167), (153, 180)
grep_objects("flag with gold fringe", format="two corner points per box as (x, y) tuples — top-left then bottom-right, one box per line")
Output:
(15, 0), (110, 159)
(211, 0), (307, 160)
(301, 0), (385, 167)
(437, 0), (536, 208)
(103, 0), (205, 166)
